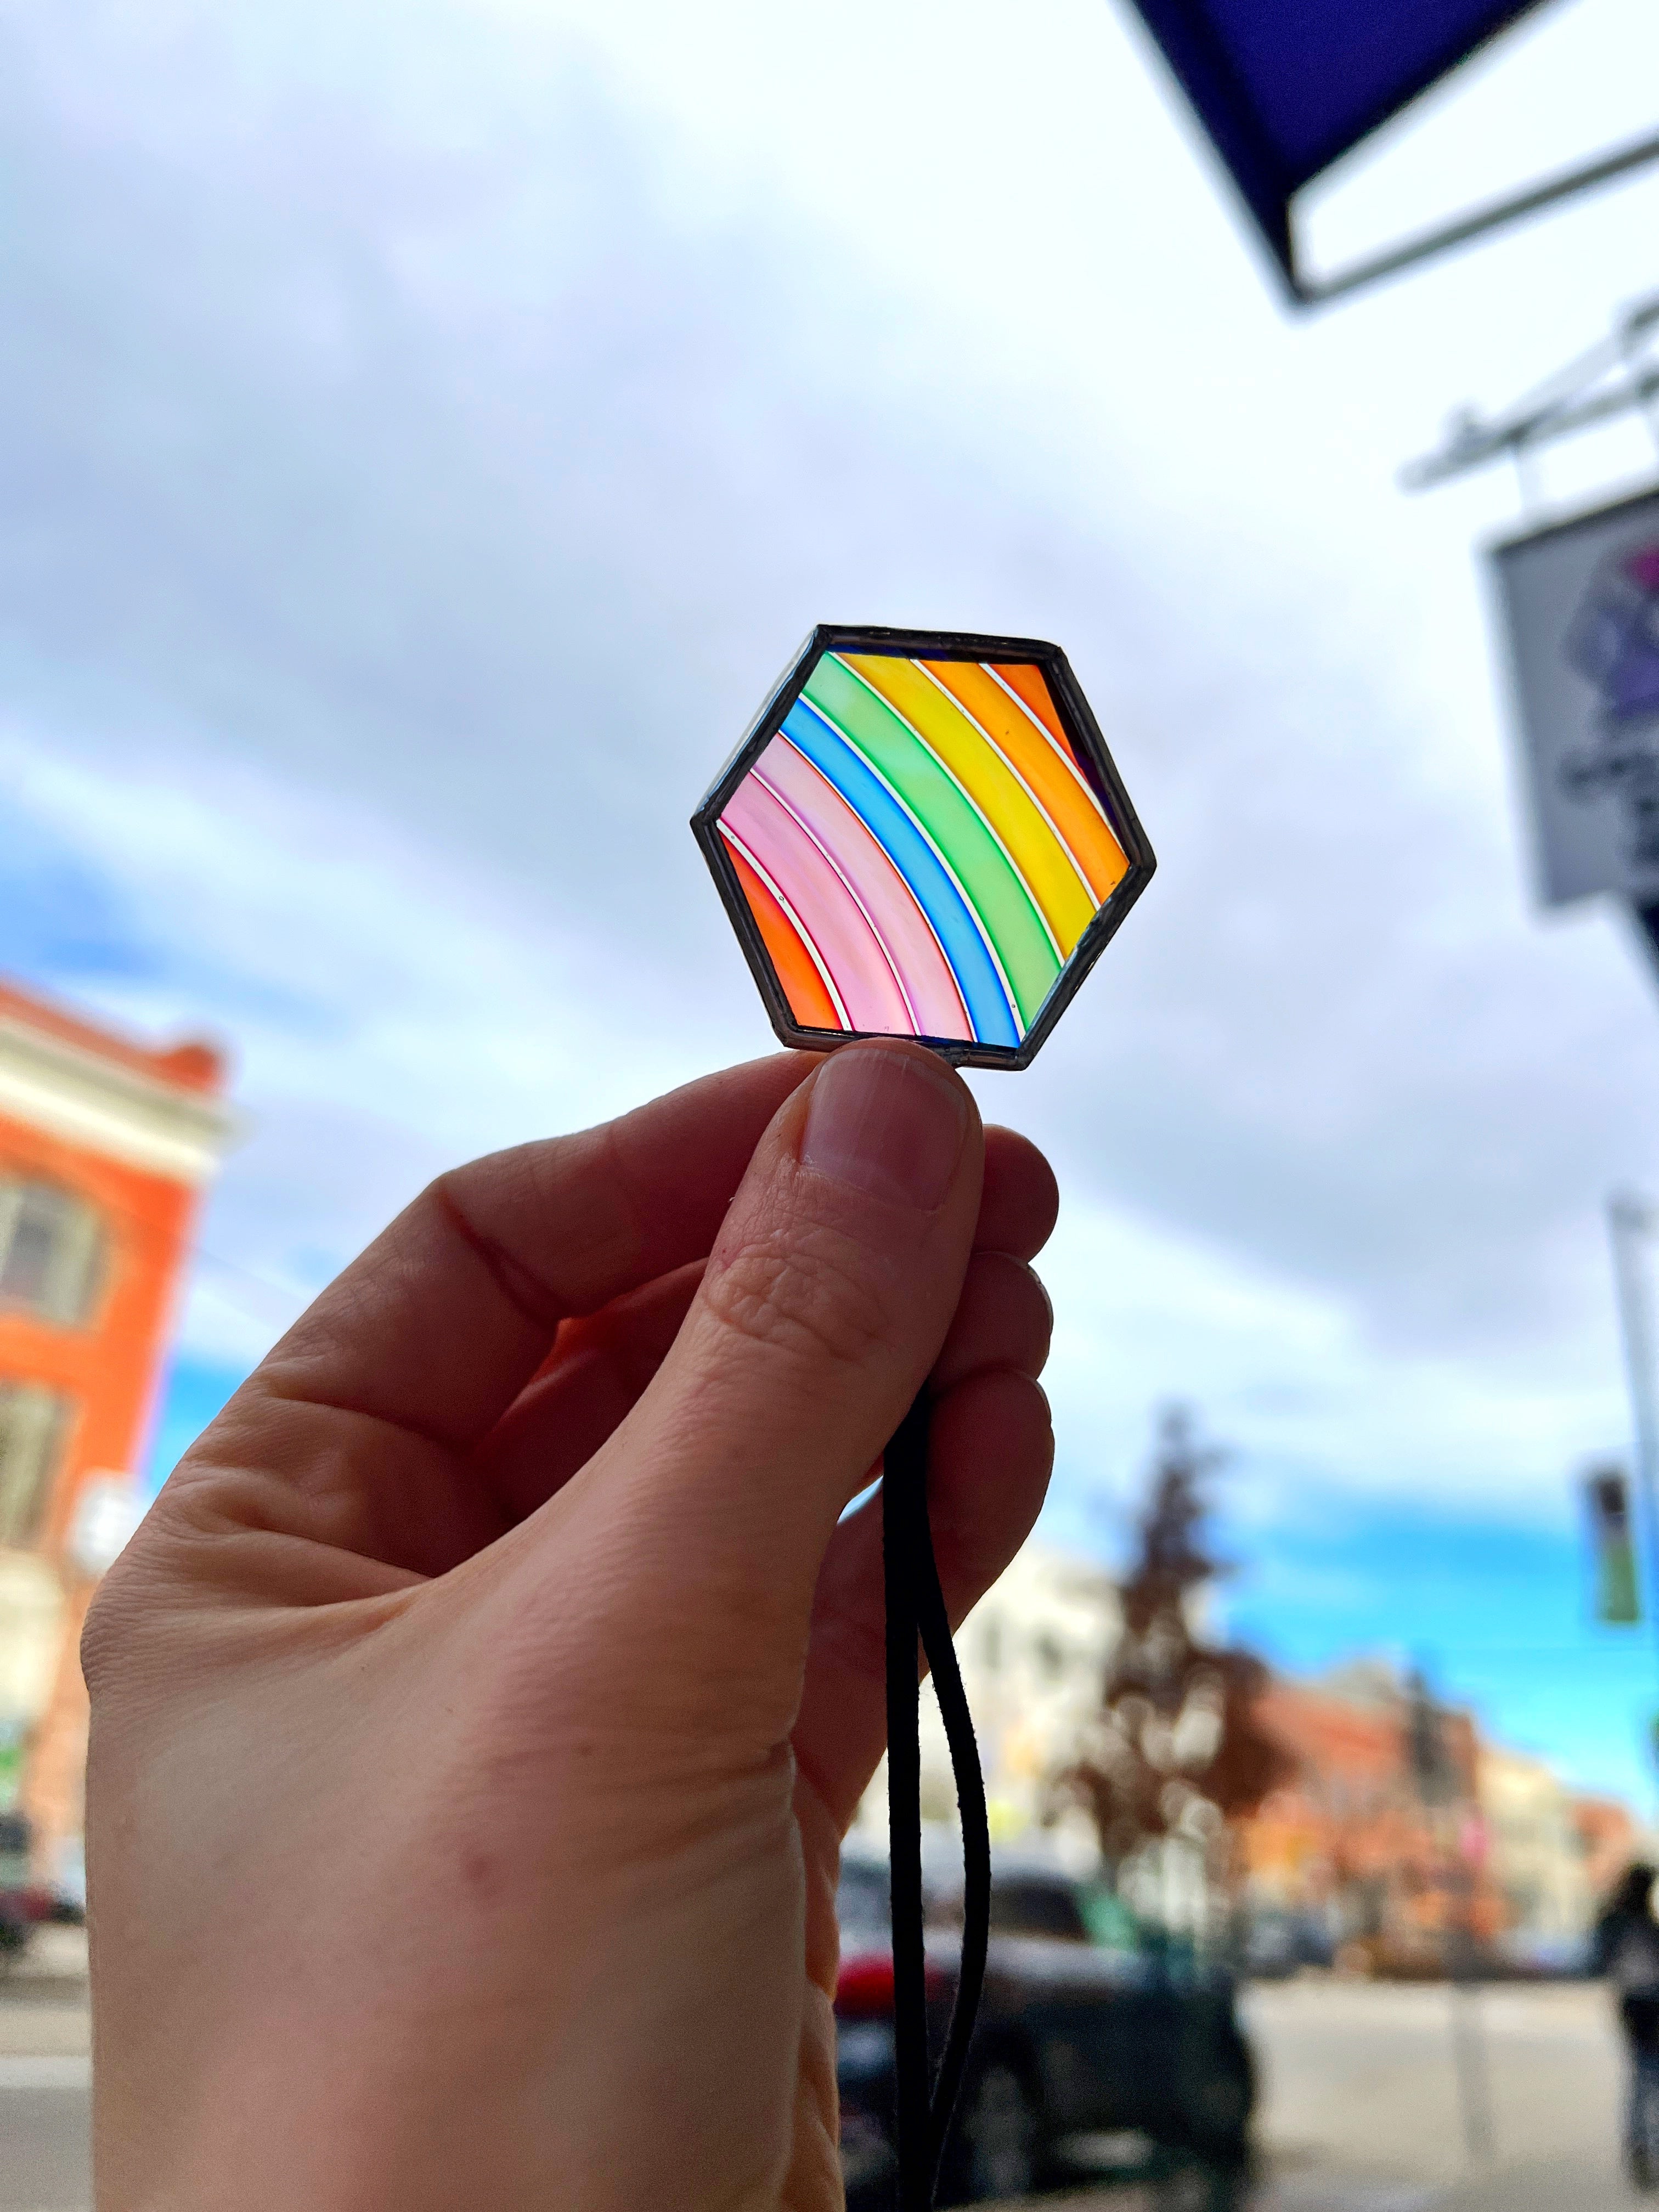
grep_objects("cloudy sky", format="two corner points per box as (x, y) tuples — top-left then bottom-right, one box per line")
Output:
(7, 0), (1659, 1800)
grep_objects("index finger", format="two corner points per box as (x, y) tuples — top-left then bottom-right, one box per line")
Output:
(250, 1054), (819, 1451)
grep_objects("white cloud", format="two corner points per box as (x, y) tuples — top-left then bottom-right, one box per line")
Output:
(4, 0), (1659, 1535)
(6, 730), (728, 1365)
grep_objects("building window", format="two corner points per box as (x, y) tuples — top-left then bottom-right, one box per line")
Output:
(0, 1180), (106, 1327)
(0, 1381), (71, 1547)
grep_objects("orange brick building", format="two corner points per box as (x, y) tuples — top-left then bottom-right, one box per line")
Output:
(1241, 1668), (1506, 1967)
(0, 980), (232, 1872)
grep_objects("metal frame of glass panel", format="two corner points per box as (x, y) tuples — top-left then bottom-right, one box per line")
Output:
(691, 624), (1156, 1070)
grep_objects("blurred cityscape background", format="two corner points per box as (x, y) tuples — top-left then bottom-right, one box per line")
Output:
(5, 0), (1659, 2205)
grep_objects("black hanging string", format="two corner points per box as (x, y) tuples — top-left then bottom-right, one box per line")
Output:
(911, 1486), (990, 2186)
(882, 1396), (930, 2211)
(882, 1390), (991, 2211)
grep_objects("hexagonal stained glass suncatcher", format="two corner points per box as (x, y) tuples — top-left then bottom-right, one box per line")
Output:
(692, 625), (1155, 1070)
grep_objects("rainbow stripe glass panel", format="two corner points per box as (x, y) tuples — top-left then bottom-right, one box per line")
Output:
(716, 652), (1126, 1045)
(695, 629), (1155, 1069)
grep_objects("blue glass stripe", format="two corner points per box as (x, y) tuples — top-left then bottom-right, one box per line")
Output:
(779, 701), (1019, 1047)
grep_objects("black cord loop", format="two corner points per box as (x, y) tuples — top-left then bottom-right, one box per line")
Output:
(882, 1390), (991, 2210)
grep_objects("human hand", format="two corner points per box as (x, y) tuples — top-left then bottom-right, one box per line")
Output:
(84, 1043), (1058, 2211)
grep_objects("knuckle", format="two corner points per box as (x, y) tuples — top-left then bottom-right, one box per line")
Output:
(702, 1223), (893, 1373)
(1008, 1259), (1054, 1356)
(80, 1565), (142, 1699)
(78, 1585), (118, 1696)
(972, 1250), (1043, 1323)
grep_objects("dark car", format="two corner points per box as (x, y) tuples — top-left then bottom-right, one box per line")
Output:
(1239, 1904), (1335, 1981)
(836, 1856), (1255, 2206)
(0, 1813), (52, 1960)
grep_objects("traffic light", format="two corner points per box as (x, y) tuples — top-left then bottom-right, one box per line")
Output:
(1587, 1466), (1641, 1625)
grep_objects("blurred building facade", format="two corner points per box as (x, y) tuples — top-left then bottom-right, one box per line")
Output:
(1477, 1743), (1595, 1942)
(1239, 1661), (1632, 1963)
(848, 1539), (1641, 1967)
(1241, 1664), (1503, 1968)
(850, 1540), (1119, 1868)
(0, 981), (231, 1872)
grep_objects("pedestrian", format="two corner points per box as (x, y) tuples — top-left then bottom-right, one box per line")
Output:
(1593, 1859), (1659, 2190)
(82, 1044), (1058, 2210)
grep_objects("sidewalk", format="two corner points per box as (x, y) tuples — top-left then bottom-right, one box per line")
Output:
(991, 2154), (1632, 2209)
(0, 1930), (90, 2212)
(994, 2182), (1436, 2210)
(0, 1926), (89, 2073)
(2, 1927), (88, 1989)
(0, 1927), (89, 2050)
(1435, 2151), (1634, 2210)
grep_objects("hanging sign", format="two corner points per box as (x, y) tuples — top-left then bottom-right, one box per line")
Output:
(1492, 487), (1659, 909)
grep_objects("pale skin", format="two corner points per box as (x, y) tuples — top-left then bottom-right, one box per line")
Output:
(83, 1040), (1059, 2211)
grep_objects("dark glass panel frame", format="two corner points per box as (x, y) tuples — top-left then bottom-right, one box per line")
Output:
(691, 624), (1155, 1071)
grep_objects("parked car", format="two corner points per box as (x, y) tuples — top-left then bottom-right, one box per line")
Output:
(44, 1836), (87, 1926)
(1239, 1905), (1335, 1980)
(1491, 1927), (1592, 1979)
(836, 1855), (1255, 2206)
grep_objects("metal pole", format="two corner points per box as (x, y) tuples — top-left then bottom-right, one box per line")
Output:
(1445, 1793), (1493, 2169)
(1408, 1668), (1493, 2165)
(1399, 292), (1659, 493)
(1294, 127), (1659, 308)
(1608, 1192), (1659, 1666)
(1449, 1979), (1495, 2166)
(1619, 303), (1659, 466)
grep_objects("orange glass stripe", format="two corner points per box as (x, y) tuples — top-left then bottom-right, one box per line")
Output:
(992, 663), (1076, 763)
(724, 837), (843, 1030)
(923, 661), (1127, 907)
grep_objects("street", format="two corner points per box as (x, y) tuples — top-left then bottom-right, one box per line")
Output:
(1240, 1978), (1625, 2205)
(0, 1955), (1636, 2210)
(0, 1931), (91, 2212)
(1022, 1979), (1633, 2212)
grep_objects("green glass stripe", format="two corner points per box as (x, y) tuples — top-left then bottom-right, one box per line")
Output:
(804, 656), (1060, 1025)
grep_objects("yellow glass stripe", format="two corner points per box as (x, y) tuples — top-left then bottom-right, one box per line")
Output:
(844, 655), (1097, 956)
(925, 662), (1128, 906)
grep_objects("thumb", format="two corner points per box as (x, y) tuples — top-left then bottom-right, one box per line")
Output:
(592, 1040), (983, 1660)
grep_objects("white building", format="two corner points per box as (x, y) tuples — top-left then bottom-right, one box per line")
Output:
(1478, 1743), (1596, 1940)
(850, 1537), (1119, 1871)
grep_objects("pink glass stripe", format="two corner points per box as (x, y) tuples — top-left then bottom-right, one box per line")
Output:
(758, 739), (973, 1043)
(720, 777), (912, 1034)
